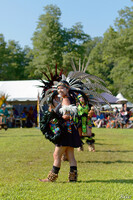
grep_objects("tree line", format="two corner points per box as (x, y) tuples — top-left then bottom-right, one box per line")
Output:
(0, 3), (133, 101)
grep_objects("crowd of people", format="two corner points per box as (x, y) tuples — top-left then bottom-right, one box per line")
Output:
(0, 105), (37, 129)
(0, 102), (133, 130)
(93, 105), (133, 129)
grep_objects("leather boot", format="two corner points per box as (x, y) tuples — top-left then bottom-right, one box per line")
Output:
(39, 171), (58, 182)
(68, 170), (78, 182)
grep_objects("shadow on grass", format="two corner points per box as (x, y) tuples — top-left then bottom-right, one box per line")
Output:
(77, 179), (133, 184)
(78, 160), (133, 164)
(95, 143), (118, 146)
(60, 179), (133, 184)
(0, 135), (42, 137)
(96, 150), (133, 153)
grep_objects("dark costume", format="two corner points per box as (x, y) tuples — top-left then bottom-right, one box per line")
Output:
(40, 97), (82, 148)
(55, 99), (82, 148)
(39, 62), (111, 182)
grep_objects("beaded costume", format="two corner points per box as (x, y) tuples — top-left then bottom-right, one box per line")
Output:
(39, 61), (111, 146)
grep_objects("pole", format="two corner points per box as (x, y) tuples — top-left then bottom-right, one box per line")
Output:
(37, 92), (40, 128)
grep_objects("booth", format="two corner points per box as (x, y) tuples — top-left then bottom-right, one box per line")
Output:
(0, 80), (43, 127)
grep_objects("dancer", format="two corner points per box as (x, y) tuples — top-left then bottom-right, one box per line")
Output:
(76, 94), (95, 151)
(39, 61), (111, 182)
(40, 80), (82, 182)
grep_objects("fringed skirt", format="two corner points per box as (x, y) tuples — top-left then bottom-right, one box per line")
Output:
(56, 123), (82, 148)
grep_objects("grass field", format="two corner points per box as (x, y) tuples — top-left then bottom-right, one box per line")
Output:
(0, 127), (133, 200)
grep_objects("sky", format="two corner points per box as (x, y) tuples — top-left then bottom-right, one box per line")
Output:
(0, 0), (132, 48)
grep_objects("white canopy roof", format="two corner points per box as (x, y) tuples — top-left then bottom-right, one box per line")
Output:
(0, 80), (43, 102)
(116, 93), (128, 103)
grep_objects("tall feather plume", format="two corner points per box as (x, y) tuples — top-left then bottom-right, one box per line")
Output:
(42, 71), (51, 82)
(79, 59), (81, 71)
(39, 64), (63, 108)
(69, 58), (111, 107)
(81, 57), (85, 71)
(48, 66), (54, 80)
(71, 59), (77, 72)
(83, 58), (90, 72)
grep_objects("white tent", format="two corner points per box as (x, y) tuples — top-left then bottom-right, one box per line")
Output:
(116, 93), (133, 108)
(116, 93), (128, 104)
(0, 80), (43, 105)
(127, 101), (133, 108)
(102, 93), (133, 110)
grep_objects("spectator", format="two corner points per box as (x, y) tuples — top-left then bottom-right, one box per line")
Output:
(33, 106), (37, 127)
(106, 113), (115, 128)
(119, 104), (130, 128)
(7, 113), (14, 128)
(124, 107), (131, 128)
(95, 111), (105, 128)
(114, 107), (119, 128)
(13, 107), (19, 118)
(114, 107), (119, 117)
(0, 104), (9, 130)
(21, 107), (28, 128)
(26, 106), (35, 128)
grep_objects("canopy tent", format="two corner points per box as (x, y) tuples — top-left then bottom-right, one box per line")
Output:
(97, 92), (118, 104)
(0, 80), (43, 105)
(127, 101), (133, 108)
(102, 93), (133, 110)
(0, 80), (43, 102)
(115, 93), (133, 109)
(0, 80), (44, 126)
(116, 93), (128, 104)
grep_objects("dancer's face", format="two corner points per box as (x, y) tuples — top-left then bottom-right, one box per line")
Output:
(79, 96), (85, 103)
(57, 86), (68, 97)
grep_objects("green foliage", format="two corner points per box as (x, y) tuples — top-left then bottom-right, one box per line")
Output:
(27, 5), (91, 78)
(0, 34), (9, 80)
(28, 5), (64, 78)
(87, 4), (133, 100)
(0, 34), (32, 80)
(0, 128), (133, 200)
(62, 23), (91, 71)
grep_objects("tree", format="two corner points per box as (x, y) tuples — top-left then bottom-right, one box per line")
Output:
(27, 5), (91, 78)
(27, 5), (64, 78)
(0, 34), (8, 80)
(87, 4), (133, 100)
(0, 34), (31, 80)
(62, 23), (91, 71)
(106, 5), (133, 100)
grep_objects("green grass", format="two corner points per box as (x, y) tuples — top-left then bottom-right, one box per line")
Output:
(0, 127), (133, 200)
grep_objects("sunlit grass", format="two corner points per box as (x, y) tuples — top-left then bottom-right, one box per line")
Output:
(0, 128), (133, 200)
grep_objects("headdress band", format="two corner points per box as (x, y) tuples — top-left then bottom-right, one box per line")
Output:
(57, 82), (70, 89)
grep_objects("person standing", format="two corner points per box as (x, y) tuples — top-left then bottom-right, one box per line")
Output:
(39, 81), (82, 182)
(76, 95), (95, 151)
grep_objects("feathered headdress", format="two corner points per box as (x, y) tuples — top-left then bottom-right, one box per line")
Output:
(69, 58), (112, 107)
(39, 64), (62, 98)
(40, 59), (111, 110)
(39, 64), (63, 109)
